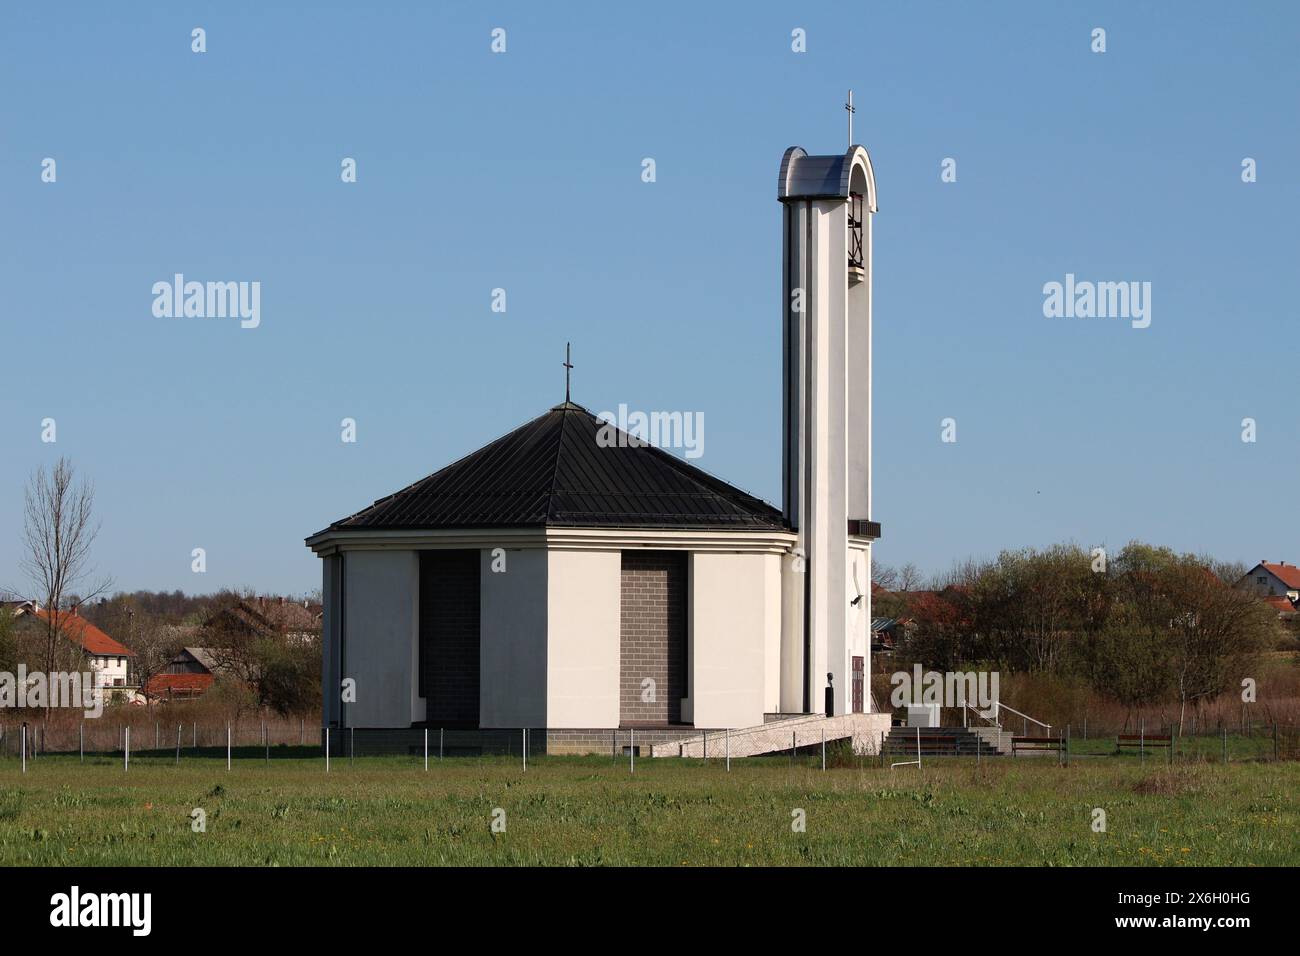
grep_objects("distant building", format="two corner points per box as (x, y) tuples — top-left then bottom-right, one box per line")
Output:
(1261, 595), (1298, 621)
(144, 647), (221, 700)
(1236, 561), (1300, 602)
(13, 603), (136, 691)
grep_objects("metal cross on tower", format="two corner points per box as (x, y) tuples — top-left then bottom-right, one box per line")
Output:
(563, 342), (574, 403)
(845, 89), (855, 145)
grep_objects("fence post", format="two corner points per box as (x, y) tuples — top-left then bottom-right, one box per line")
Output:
(725, 728), (730, 772)
(1222, 726), (1227, 764)
(124, 727), (130, 772)
(325, 727), (330, 773)
(424, 728), (429, 771)
(1273, 723), (1278, 762)
(176, 725), (181, 765)
(155, 722), (159, 751)
(791, 730), (796, 766)
(916, 725), (921, 769)
(821, 727), (826, 771)
(226, 723), (231, 771)
(1139, 718), (1145, 766)
(21, 724), (26, 774)
(522, 728), (527, 772)
(192, 722), (196, 749)
(350, 726), (355, 766)
(440, 728), (444, 760)
(630, 728), (635, 774)
(702, 730), (707, 760)
(80, 722), (84, 764)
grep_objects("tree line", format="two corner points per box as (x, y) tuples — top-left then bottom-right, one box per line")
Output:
(874, 543), (1280, 731)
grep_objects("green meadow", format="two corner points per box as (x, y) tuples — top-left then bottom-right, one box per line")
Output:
(0, 749), (1295, 866)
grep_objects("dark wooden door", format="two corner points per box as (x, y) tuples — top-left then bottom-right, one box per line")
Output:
(851, 656), (864, 713)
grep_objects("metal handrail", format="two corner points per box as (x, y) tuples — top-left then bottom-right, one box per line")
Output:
(962, 702), (1000, 729)
(994, 701), (1051, 737)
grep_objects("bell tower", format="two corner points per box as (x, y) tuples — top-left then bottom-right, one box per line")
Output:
(777, 137), (879, 716)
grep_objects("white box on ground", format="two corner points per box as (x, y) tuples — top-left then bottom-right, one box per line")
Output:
(906, 704), (940, 728)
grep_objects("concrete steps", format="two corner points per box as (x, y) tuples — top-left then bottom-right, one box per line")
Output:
(883, 725), (1012, 756)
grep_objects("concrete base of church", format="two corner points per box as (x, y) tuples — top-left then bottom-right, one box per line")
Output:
(320, 714), (891, 758)
(319, 726), (723, 757)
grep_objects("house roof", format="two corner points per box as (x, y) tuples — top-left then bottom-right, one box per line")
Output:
(1259, 562), (1300, 589)
(316, 402), (785, 533)
(145, 673), (214, 696)
(30, 607), (135, 657)
(181, 647), (221, 673)
(1263, 595), (1297, 615)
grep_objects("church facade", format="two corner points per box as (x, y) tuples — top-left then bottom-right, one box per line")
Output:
(306, 144), (883, 754)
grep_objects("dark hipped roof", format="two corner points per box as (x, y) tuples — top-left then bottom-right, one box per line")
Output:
(320, 403), (784, 533)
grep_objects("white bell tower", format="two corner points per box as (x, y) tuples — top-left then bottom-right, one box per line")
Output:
(777, 128), (879, 717)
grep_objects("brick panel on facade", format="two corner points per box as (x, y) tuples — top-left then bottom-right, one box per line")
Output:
(620, 551), (687, 724)
(420, 550), (480, 726)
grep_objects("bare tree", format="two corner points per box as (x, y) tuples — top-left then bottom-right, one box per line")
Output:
(130, 617), (187, 710)
(21, 458), (111, 710)
(898, 562), (925, 592)
(872, 563), (899, 591)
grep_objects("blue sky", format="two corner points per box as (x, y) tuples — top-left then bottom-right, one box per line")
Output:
(1, 2), (1296, 597)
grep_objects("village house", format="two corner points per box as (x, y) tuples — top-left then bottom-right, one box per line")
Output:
(11, 602), (137, 695)
(1235, 561), (1300, 603)
(145, 647), (221, 701)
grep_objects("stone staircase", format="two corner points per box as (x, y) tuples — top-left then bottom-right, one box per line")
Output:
(648, 712), (891, 758)
(882, 725), (1013, 757)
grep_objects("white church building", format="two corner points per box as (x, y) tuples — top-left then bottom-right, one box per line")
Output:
(306, 142), (889, 755)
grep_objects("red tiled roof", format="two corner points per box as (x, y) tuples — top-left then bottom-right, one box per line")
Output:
(31, 608), (135, 657)
(144, 673), (214, 696)
(1263, 595), (1296, 615)
(1261, 562), (1300, 590)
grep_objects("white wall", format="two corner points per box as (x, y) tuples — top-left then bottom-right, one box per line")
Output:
(762, 553), (783, 713)
(690, 552), (772, 729)
(847, 544), (871, 712)
(342, 550), (419, 728)
(321, 554), (340, 727)
(480, 548), (548, 727)
(90, 654), (130, 688)
(547, 550), (620, 727)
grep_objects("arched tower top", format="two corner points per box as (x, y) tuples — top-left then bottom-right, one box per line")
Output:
(777, 145), (877, 212)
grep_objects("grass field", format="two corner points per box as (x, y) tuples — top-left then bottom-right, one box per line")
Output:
(0, 748), (1295, 866)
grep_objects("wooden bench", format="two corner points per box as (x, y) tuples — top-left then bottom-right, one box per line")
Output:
(1012, 735), (1064, 752)
(1117, 734), (1173, 761)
